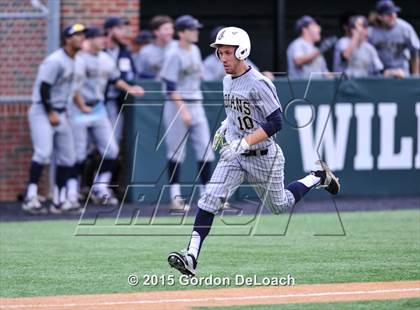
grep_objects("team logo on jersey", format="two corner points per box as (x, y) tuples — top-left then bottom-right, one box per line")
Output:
(224, 93), (251, 115)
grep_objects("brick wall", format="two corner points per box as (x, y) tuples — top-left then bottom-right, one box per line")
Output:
(0, 0), (140, 201)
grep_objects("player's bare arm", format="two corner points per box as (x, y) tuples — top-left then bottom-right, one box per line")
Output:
(115, 79), (145, 96)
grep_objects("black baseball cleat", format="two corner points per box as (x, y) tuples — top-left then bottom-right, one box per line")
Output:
(311, 160), (340, 195)
(168, 251), (197, 277)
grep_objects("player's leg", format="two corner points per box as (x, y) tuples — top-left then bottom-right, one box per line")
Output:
(189, 119), (215, 196)
(91, 115), (120, 205)
(246, 144), (339, 214)
(163, 102), (190, 211)
(51, 112), (80, 214)
(23, 105), (53, 214)
(67, 119), (89, 207)
(244, 144), (295, 213)
(106, 99), (124, 143)
(168, 158), (244, 276)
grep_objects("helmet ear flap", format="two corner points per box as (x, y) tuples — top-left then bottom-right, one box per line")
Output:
(235, 47), (247, 60)
(215, 48), (220, 60)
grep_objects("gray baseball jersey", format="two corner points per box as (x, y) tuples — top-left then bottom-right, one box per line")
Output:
(159, 42), (214, 163)
(203, 54), (260, 81)
(368, 18), (420, 74)
(74, 50), (120, 103)
(223, 67), (281, 150)
(160, 42), (203, 101)
(287, 37), (328, 79)
(32, 48), (75, 109)
(198, 67), (294, 214)
(29, 48), (76, 166)
(134, 40), (177, 78)
(333, 37), (384, 77)
(71, 50), (120, 162)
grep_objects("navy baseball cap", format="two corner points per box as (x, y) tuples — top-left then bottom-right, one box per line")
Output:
(295, 15), (317, 33)
(175, 15), (202, 31)
(85, 27), (104, 39)
(104, 16), (129, 30)
(376, 0), (401, 14)
(134, 30), (154, 44)
(62, 23), (86, 37)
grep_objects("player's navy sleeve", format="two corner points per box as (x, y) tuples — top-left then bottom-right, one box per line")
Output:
(162, 78), (177, 94)
(261, 108), (282, 137)
(40, 81), (52, 112)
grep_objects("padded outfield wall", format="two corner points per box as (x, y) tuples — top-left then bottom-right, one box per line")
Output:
(121, 78), (420, 203)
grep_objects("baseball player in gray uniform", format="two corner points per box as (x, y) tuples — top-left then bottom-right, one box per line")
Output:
(104, 17), (141, 143)
(287, 16), (336, 79)
(160, 15), (215, 211)
(135, 15), (177, 79)
(368, 0), (420, 77)
(22, 24), (86, 215)
(168, 27), (340, 276)
(334, 15), (384, 77)
(70, 27), (144, 205)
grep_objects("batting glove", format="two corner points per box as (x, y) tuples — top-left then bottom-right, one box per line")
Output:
(220, 138), (250, 161)
(212, 119), (228, 151)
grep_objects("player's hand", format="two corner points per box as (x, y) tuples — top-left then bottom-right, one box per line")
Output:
(48, 111), (60, 126)
(180, 106), (192, 127)
(212, 119), (228, 151)
(220, 138), (250, 161)
(80, 105), (92, 114)
(128, 85), (145, 96)
(384, 68), (406, 79)
(319, 36), (337, 54)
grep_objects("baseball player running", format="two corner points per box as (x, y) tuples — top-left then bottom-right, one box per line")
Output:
(22, 24), (86, 214)
(168, 27), (340, 276)
(160, 15), (214, 211)
(70, 27), (144, 205)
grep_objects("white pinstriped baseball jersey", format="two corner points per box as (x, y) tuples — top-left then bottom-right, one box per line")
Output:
(223, 66), (282, 150)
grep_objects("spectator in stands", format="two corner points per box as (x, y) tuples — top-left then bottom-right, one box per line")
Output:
(368, 0), (420, 77)
(132, 30), (154, 72)
(334, 15), (384, 77)
(203, 26), (274, 81)
(135, 15), (176, 79)
(287, 16), (336, 79)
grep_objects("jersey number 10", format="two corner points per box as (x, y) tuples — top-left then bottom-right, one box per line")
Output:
(238, 116), (254, 130)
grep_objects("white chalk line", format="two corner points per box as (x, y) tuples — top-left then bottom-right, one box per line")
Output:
(1, 287), (419, 309)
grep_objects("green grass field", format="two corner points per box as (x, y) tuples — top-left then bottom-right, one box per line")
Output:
(0, 209), (419, 299)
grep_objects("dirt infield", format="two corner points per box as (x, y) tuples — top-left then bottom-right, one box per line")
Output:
(1, 281), (419, 309)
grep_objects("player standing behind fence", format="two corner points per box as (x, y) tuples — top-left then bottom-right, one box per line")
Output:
(103, 17), (138, 142)
(159, 15), (215, 211)
(287, 16), (336, 79)
(333, 15), (384, 77)
(167, 27), (340, 276)
(22, 24), (86, 215)
(368, 0), (420, 78)
(134, 15), (177, 79)
(69, 27), (144, 206)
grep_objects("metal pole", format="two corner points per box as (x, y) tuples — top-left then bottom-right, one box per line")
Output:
(275, 0), (286, 72)
(47, 0), (60, 55)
